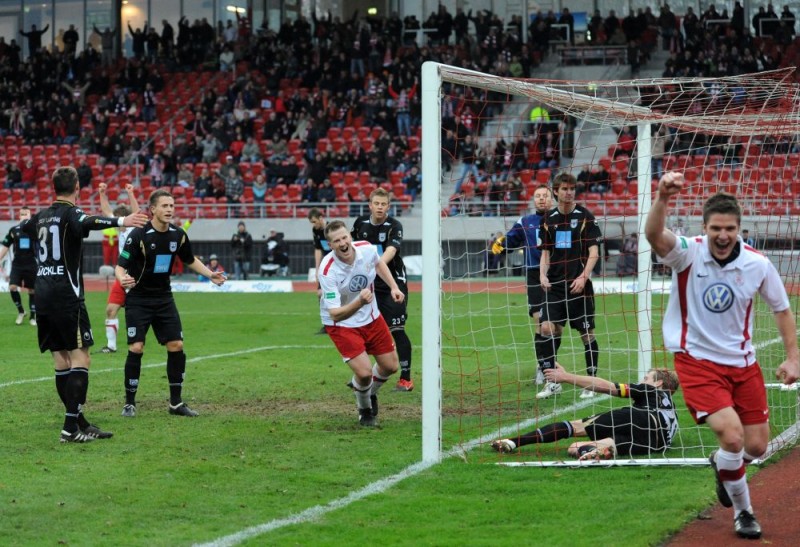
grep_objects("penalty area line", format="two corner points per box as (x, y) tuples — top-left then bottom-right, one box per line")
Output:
(193, 397), (602, 547)
(0, 345), (328, 390)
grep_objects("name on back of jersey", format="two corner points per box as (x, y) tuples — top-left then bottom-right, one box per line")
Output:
(38, 265), (64, 276)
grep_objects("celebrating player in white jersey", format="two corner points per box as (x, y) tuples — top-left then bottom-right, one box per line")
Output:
(97, 182), (139, 354)
(318, 220), (403, 427)
(645, 171), (800, 540)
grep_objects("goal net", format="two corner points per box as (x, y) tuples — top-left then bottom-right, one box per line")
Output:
(420, 62), (800, 467)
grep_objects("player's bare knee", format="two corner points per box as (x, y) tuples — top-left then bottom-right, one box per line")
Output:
(129, 342), (145, 354)
(166, 340), (183, 352)
(540, 322), (557, 337)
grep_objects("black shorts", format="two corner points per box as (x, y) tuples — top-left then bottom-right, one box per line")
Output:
(540, 279), (595, 331)
(526, 268), (544, 317)
(583, 408), (667, 457)
(9, 266), (36, 289)
(125, 296), (183, 345)
(36, 304), (94, 353)
(376, 281), (409, 330)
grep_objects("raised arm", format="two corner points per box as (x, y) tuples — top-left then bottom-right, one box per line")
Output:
(98, 182), (113, 216)
(645, 172), (682, 257)
(125, 183), (140, 214)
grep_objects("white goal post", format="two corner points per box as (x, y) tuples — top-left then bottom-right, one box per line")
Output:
(420, 61), (800, 466)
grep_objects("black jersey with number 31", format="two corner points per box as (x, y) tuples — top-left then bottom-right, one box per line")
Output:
(539, 204), (602, 283)
(351, 215), (406, 292)
(20, 200), (120, 312)
(118, 222), (194, 298)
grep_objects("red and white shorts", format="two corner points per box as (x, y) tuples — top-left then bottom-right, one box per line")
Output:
(107, 279), (127, 307)
(674, 352), (768, 425)
(325, 316), (395, 361)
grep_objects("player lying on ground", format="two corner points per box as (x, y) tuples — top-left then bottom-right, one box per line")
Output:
(492, 363), (680, 460)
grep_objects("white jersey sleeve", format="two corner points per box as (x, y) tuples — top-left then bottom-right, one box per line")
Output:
(759, 260), (791, 313)
(658, 235), (698, 273)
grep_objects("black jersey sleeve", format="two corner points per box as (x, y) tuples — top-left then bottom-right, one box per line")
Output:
(582, 207), (603, 247)
(1, 228), (12, 248)
(177, 229), (195, 264)
(386, 218), (403, 251)
(71, 207), (120, 237)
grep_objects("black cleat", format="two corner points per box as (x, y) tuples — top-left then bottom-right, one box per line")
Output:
(709, 450), (733, 508)
(121, 404), (137, 417)
(169, 402), (199, 417)
(358, 407), (377, 427)
(734, 510), (762, 539)
(60, 429), (94, 443)
(97, 346), (117, 354)
(83, 424), (114, 439)
(370, 394), (378, 417)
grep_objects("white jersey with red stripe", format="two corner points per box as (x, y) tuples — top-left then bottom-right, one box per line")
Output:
(659, 234), (790, 367)
(118, 227), (134, 256)
(318, 241), (381, 327)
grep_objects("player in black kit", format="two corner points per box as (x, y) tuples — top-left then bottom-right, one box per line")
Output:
(308, 207), (330, 335)
(116, 189), (226, 418)
(351, 188), (414, 391)
(492, 363), (680, 460)
(536, 172), (603, 400)
(20, 166), (147, 443)
(0, 206), (38, 325)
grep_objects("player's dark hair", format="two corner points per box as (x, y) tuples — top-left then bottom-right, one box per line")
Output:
(307, 207), (324, 220)
(113, 204), (131, 216)
(534, 184), (552, 195)
(551, 172), (577, 192)
(703, 192), (741, 225)
(52, 166), (79, 196)
(324, 219), (348, 239)
(148, 189), (173, 208)
(19, 205), (30, 212)
(651, 368), (680, 394)
(369, 187), (391, 202)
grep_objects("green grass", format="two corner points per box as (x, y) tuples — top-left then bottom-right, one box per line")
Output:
(0, 290), (791, 545)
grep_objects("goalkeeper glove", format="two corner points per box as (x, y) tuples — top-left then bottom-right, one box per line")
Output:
(491, 236), (506, 255)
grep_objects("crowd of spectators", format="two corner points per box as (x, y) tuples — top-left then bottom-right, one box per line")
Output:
(3, 4), (798, 217)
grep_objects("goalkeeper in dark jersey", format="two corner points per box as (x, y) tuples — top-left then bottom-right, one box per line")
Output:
(490, 185), (552, 384)
(0, 206), (38, 326)
(116, 189), (226, 418)
(20, 166), (148, 443)
(492, 363), (680, 460)
(351, 188), (414, 391)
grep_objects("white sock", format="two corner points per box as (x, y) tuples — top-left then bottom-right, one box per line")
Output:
(370, 363), (389, 396)
(351, 375), (373, 409)
(105, 318), (119, 350)
(716, 448), (751, 515)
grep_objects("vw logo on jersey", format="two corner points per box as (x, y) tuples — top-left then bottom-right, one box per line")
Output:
(349, 275), (369, 292)
(703, 283), (734, 313)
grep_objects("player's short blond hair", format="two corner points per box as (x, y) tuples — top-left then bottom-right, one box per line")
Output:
(369, 187), (391, 202)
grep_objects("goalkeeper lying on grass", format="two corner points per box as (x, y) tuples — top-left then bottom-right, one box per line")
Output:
(492, 364), (680, 460)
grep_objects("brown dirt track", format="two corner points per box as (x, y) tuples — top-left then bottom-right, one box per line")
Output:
(666, 447), (800, 546)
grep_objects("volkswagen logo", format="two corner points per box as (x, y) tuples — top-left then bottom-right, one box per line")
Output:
(349, 275), (369, 292)
(703, 283), (734, 313)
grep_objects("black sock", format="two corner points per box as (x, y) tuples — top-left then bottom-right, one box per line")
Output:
(393, 329), (412, 381)
(28, 294), (35, 318)
(63, 368), (89, 433)
(516, 421), (574, 447)
(535, 333), (561, 370)
(124, 351), (143, 405)
(55, 369), (70, 408)
(10, 290), (23, 313)
(584, 339), (599, 377)
(166, 350), (186, 406)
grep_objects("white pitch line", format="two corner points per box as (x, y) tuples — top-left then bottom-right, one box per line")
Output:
(0, 345), (329, 390)
(193, 397), (603, 547)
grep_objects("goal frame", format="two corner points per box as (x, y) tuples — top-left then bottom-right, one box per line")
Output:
(420, 61), (800, 466)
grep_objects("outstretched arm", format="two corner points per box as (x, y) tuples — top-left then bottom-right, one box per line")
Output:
(645, 172), (681, 257)
(186, 257), (226, 286)
(544, 363), (620, 395)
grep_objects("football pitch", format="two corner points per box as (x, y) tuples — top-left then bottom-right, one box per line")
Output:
(0, 290), (778, 546)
